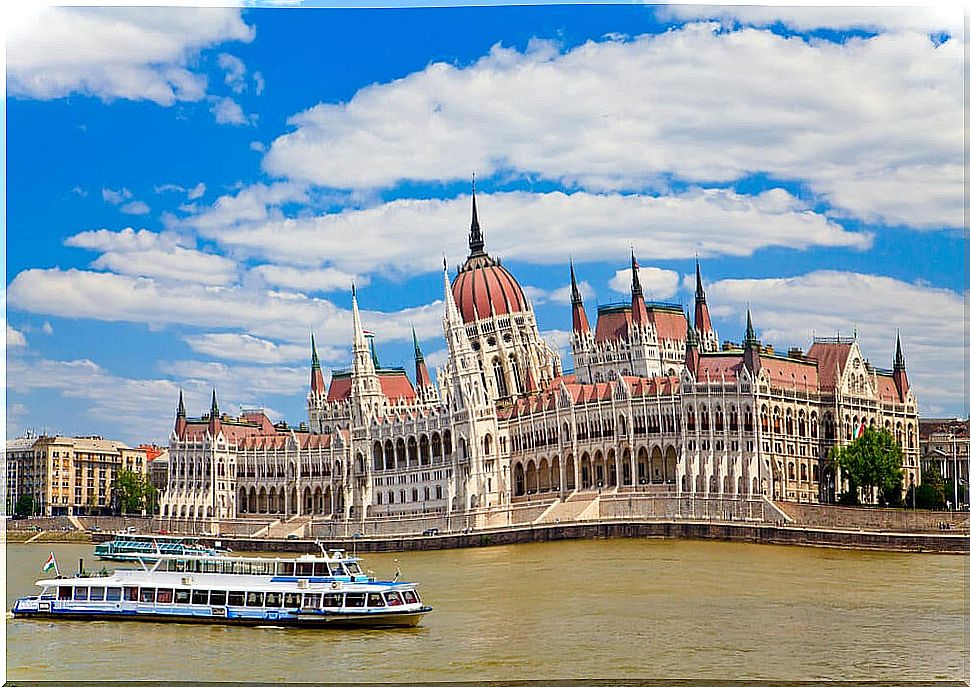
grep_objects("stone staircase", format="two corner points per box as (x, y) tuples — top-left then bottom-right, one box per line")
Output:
(536, 491), (601, 523)
(261, 515), (313, 539)
(67, 514), (85, 531)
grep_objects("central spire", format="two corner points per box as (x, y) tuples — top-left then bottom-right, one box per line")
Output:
(469, 174), (485, 255)
(631, 247), (643, 298)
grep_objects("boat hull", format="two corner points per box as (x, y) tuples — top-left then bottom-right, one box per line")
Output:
(11, 606), (432, 629)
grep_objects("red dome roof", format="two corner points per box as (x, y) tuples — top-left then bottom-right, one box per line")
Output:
(451, 254), (528, 324)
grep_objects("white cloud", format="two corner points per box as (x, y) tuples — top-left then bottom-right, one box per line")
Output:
(120, 200), (151, 215)
(262, 26), (961, 228)
(253, 71), (265, 96)
(165, 359), (309, 401)
(424, 348), (449, 370)
(7, 324), (27, 348)
(41, 322), (54, 335)
(71, 185), (88, 197)
(540, 329), (572, 354)
(8, 7), (253, 105)
(608, 266), (680, 300)
(184, 188), (866, 277)
(250, 141), (266, 152)
(707, 271), (964, 415)
(187, 182), (206, 200)
(211, 96), (255, 126)
(524, 280), (595, 307)
(66, 228), (238, 286)
(217, 52), (247, 94)
(102, 187), (132, 205)
(7, 268), (444, 349)
(182, 333), (334, 365)
(248, 265), (364, 293)
(658, 6), (962, 37)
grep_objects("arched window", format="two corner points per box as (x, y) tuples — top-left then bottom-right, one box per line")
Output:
(493, 358), (508, 397)
(509, 355), (522, 394)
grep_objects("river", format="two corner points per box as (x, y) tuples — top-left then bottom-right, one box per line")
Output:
(5, 539), (965, 681)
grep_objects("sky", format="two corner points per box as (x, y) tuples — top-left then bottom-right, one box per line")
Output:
(4, 3), (965, 446)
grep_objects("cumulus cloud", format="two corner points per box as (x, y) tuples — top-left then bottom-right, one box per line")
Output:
(7, 268), (444, 348)
(102, 187), (132, 205)
(706, 271), (964, 415)
(120, 200), (151, 215)
(187, 182), (206, 200)
(262, 26), (961, 228)
(524, 280), (595, 307)
(608, 266), (680, 300)
(7, 324), (27, 348)
(183, 332), (340, 365)
(217, 52), (247, 94)
(210, 96), (255, 126)
(7, 7), (254, 105)
(66, 228), (238, 286)
(183, 188), (866, 277)
(248, 265), (364, 293)
(658, 6), (963, 37)
(540, 329), (572, 354)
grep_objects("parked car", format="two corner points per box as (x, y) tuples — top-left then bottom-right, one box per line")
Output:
(422, 528), (439, 536)
(285, 533), (300, 540)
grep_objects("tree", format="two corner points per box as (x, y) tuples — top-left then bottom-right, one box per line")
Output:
(912, 465), (946, 510)
(14, 494), (36, 517)
(113, 470), (150, 515)
(830, 427), (903, 506)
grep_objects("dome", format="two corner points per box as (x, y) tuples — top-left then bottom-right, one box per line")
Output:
(452, 254), (528, 324)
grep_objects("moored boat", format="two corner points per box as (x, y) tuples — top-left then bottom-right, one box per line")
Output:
(12, 549), (432, 628)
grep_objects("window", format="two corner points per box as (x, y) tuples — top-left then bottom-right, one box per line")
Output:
(227, 591), (245, 606)
(124, 587), (139, 602)
(276, 561), (295, 576)
(245, 592), (264, 607)
(58, 587), (72, 600)
(283, 593), (301, 609)
(403, 590), (419, 604)
(323, 593), (342, 608)
(74, 587), (89, 601)
(385, 591), (403, 606)
(106, 587), (122, 601)
(157, 589), (174, 604)
(296, 562), (313, 577)
(175, 589), (190, 604)
(191, 589), (209, 605)
(265, 592), (282, 608)
(303, 593), (321, 609)
(344, 593), (365, 608)
(313, 563), (330, 576)
(140, 588), (156, 603)
(89, 587), (105, 601)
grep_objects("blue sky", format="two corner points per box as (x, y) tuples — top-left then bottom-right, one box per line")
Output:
(5, 4), (964, 445)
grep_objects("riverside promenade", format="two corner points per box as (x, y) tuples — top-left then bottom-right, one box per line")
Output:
(11, 495), (970, 554)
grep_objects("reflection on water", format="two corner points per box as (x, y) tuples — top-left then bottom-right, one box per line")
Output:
(6, 539), (965, 681)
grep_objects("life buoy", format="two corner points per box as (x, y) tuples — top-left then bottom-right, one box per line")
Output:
(330, 581), (342, 590)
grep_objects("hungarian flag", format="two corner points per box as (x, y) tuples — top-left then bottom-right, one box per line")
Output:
(42, 552), (58, 575)
(854, 421), (866, 439)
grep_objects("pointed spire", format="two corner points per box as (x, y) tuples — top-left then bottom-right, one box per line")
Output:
(210, 389), (219, 417)
(443, 260), (462, 324)
(311, 333), (321, 370)
(892, 330), (910, 398)
(309, 333), (325, 395)
(694, 258), (706, 302)
(894, 331), (905, 371)
(570, 259), (591, 334)
(351, 283), (367, 349)
(469, 175), (485, 255)
(743, 309), (761, 376)
(744, 309), (756, 344)
(630, 247), (643, 297)
(174, 389), (187, 438)
(413, 327), (432, 389)
(630, 247), (647, 325)
(569, 259), (582, 305)
(412, 326), (424, 362)
(177, 389), (186, 418)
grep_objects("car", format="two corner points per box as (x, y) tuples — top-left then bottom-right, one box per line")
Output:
(125, 526), (137, 533)
(422, 528), (439, 536)
(285, 533), (300, 540)
(351, 532), (363, 539)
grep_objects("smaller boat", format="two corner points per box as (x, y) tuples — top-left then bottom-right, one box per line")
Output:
(94, 535), (222, 561)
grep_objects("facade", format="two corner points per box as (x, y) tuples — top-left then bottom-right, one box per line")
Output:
(4, 432), (38, 513)
(920, 417), (970, 507)
(163, 193), (921, 523)
(7, 435), (148, 516)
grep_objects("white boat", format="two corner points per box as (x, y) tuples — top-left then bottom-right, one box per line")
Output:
(11, 549), (431, 628)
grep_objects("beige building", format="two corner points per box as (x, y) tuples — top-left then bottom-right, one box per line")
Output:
(920, 417), (970, 508)
(15, 436), (148, 516)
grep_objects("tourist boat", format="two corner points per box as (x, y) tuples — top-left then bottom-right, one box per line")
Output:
(11, 549), (432, 628)
(94, 535), (222, 561)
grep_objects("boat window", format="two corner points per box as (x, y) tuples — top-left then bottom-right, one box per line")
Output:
(157, 589), (174, 604)
(259, 561), (275, 575)
(312, 562), (329, 576)
(106, 588), (122, 601)
(265, 592), (282, 608)
(302, 593), (321, 609)
(40, 587), (56, 600)
(192, 589), (209, 605)
(402, 590), (418, 604)
(344, 593), (365, 608)
(58, 587), (72, 600)
(228, 591), (245, 607)
(346, 562), (362, 575)
(385, 591), (403, 607)
(140, 588), (156, 603)
(204, 560), (218, 574)
(277, 562), (295, 576)
(245, 592), (264, 607)
(366, 593), (385, 608)
(210, 590), (227, 606)
(166, 561), (178, 572)
(124, 587), (139, 602)
(322, 593), (342, 608)
(283, 593), (301, 609)
(74, 587), (89, 601)
(330, 564), (345, 576)
(89, 587), (105, 601)
(295, 562), (313, 577)
(175, 589), (190, 604)
(175, 560), (186, 573)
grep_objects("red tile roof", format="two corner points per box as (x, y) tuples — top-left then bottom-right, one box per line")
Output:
(647, 306), (687, 342)
(807, 342), (851, 390)
(594, 308), (632, 343)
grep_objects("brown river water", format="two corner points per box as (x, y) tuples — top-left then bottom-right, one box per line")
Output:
(4, 539), (966, 681)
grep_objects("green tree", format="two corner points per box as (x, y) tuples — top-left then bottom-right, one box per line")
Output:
(912, 465), (947, 510)
(14, 494), (36, 517)
(830, 427), (903, 506)
(113, 469), (148, 515)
